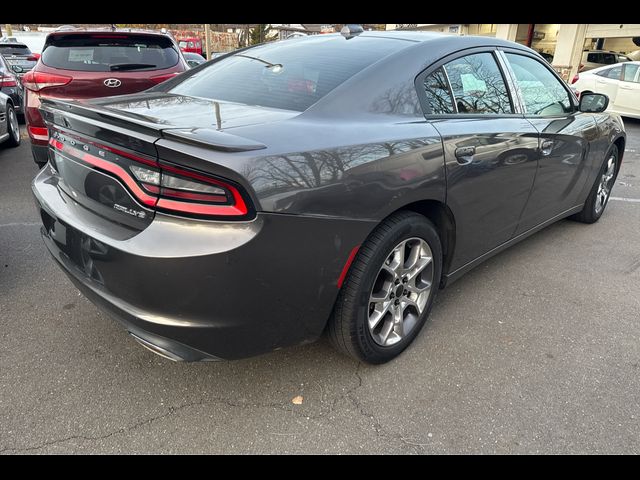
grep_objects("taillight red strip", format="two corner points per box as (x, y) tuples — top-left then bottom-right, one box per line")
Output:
(160, 162), (248, 215)
(156, 198), (247, 216)
(49, 134), (250, 218)
(49, 138), (157, 207)
(157, 187), (228, 203)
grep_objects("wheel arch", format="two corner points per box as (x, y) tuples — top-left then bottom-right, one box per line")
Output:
(389, 199), (456, 286)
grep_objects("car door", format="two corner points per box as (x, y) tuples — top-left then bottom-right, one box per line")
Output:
(594, 64), (622, 103)
(501, 51), (597, 234)
(613, 63), (640, 117)
(417, 50), (540, 270)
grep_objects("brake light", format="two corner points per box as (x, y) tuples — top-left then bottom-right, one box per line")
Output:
(26, 55), (39, 61)
(49, 134), (251, 219)
(28, 126), (49, 142)
(149, 73), (180, 85)
(0, 75), (17, 87)
(571, 74), (579, 84)
(22, 71), (72, 92)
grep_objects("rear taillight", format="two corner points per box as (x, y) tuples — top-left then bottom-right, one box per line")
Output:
(570, 74), (579, 84)
(149, 72), (180, 85)
(49, 134), (251, 219)
(27, 55), (39, 61)
(22, 71), (72, 92)
(0, 75), (17, 87)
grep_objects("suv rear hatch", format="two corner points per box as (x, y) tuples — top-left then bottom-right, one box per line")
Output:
(0, 43), (37, 74)
(37, 32), (183, 98)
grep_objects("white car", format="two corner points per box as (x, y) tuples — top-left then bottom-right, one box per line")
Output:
(571, 61), (640, 119)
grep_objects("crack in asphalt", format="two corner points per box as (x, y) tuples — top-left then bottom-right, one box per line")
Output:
(1, 362), (423, 453)
(343, 363), (427, 453)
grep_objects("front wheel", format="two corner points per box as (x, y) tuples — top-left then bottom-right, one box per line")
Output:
(571, 144), (619, 224)
(328, 211), (442, 364)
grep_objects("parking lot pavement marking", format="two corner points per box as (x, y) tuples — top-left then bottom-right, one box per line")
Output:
(610, 197), (640, 203)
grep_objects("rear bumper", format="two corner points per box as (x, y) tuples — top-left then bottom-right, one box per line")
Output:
(32, 166), (375, 360)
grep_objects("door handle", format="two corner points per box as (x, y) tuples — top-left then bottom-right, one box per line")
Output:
(540, 139), (554, 156)
(620, 85), (632, 90)
(454, 146), (476, 164)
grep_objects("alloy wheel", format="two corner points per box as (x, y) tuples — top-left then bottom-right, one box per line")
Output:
(368, 237), (434, 347)
(595, 154), (616, 215)
(8, 107), (19, 142)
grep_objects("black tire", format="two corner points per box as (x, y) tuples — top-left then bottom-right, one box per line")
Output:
(571, 144), (619, 224)
(5, 105), (20, 148)
(328, 211), (443, 364)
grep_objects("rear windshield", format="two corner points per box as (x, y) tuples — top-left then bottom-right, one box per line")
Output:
(41, 34), (179, 72)
(167, 35), (408, 112)
(0, 44), (32, 55)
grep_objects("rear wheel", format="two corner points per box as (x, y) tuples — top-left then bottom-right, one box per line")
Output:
(571, 144), (619, 224)
(328, 211), (442, 364)
(5, 105), (20, 148)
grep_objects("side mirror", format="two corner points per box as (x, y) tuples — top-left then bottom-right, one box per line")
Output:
(187, 60), (200, 68)
(579, 92), (609, 113)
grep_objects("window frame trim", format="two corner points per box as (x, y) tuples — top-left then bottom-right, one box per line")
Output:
(497, 48), (580, 119)
(415, 46), (523, 119)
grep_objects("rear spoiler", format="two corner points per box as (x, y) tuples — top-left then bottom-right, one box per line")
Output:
(40, 97), (267, 153)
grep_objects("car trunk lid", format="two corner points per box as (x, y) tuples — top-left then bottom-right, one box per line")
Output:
(39, 95), (271, 231)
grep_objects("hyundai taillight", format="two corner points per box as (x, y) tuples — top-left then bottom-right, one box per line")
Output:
(570, 74), (579, 84)
(0, 75), (17, 87)
(22, 71), (72, 92)
(49, 133), (252, 220)
(149, 73), (180, 85)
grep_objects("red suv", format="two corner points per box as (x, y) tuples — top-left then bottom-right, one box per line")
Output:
(23, 28), (189, 167)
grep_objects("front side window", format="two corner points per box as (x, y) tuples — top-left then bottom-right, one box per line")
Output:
(423, 67), (455, 114)
(442, 52), (513, 114)
(623, 64), (640, 83)
(505, 53), (572, 116)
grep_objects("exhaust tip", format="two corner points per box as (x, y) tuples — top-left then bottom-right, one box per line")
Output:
(129, 332), (184, 362)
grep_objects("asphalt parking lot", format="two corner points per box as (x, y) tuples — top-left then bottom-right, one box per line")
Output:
(1, 120), (639, 454)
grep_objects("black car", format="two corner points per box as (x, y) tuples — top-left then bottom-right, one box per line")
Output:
(0, 53), (24, 121)
(32, 32), (625, 364)
(0, 41), (37, 77)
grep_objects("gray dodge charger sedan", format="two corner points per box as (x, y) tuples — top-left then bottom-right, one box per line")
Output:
(32, 31), (625, 364)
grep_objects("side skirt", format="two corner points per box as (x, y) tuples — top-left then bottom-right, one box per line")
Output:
(441, 205), (584, 288)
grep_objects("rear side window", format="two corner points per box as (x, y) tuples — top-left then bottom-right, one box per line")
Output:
(623, 64), (639, 83)
(422, 67), (455, 114)
(0, 44), (32, 55)
(167, 36), (407, 112)
(41, 34), (179, 72)
(505, 53), (572, 115)
(602, 53), (616, 64)
(442, 52), (513, 114)
(597, 65), (622, 80)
